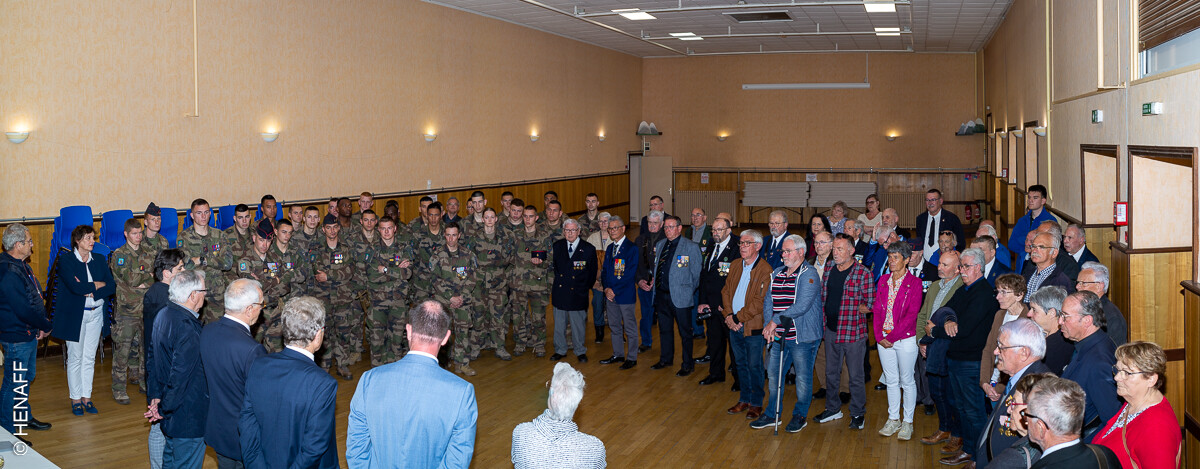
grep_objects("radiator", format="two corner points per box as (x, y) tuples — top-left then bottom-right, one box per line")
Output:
(880, 192), (925, 228)
(675, 191), (739, 225)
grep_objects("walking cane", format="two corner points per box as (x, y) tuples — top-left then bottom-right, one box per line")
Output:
(772, 326), (786, 436)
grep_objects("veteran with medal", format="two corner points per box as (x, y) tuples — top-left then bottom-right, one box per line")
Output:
(649, 215), (704, 377)
(696, 217), (740, 386)
(550, 219), (598, 363)
(599, 216), (641, 369)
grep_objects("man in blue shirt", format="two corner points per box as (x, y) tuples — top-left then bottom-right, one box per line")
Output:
(1006, 185), (1057, 266)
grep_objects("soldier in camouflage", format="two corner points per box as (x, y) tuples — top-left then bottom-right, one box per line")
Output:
(263, 219), (308, 352)
(287, 204), (304, 228)
(178, 199), (233, 323)
(537, 190), (558, 221)
(542, 200), (566, 242)
(408, 195), (434, 232)
(365, 216), (414, 365)
(337, 197), (354, 230)
(499, 191), (515, 215)
(428, 222), (481, 376)
(311, 214), (357, 380)
(502, 197), (526, 234)
(343, 209), (382, 362)
(464, 207), (514, 361)
(258, 194), (279, 221)
(578, 193), (603, 238)
(411, 201), (446, 279)
(460, 191), (488, 237)
(509, 204), (556, 357)
(141, 202), (168, 255)
(349, 191), (373, 226)
(223, 204), (255, 273)
(293, 206), (323, 252)
(234, 220), (293, 353)
(110, 219), (156, 404)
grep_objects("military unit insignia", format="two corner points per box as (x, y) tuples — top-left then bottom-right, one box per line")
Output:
(239, 261), (248, 272)
(454, 266), (468, 280)
(116, 257), (125, 266)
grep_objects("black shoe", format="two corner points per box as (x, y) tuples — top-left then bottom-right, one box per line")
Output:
(694, 355), (712, 363)
(639, 345), (651, 352)
(840, 392), (851, 405)
(849, 415), (865, 430)
(599, 355), (625, 365)
(924, 404), (936, 415)
(813, 388), (827, 399)
(576, 354), (588, 363)
(27, 416), (51, 431)
(650, 362), (671, 370)
(549, 353), (565, 361)
(699, 376), (725, 386)
(785, 373), (796, 385)
(619, 360), (637, 370)
(874, 383), (887, 391)
(15, 434), (32, 448)
(676, 368), (693, 377)
(595, 329), (605, 344)
(731, 382), (741, 392)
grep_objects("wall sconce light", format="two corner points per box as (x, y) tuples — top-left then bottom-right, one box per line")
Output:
(1032, 126), (1048, 137)
(1011, 129), (1025, 138)
(886, 134), (898, 142)
(423, 133), (437, 142)
(260, 130), (280, 143)
(530, 133), (540, 142)
(6, 131), (30, 144)
(998, 131), (1008, 139)
(717, 134), (728, 142)
(598, 133), (606, 142)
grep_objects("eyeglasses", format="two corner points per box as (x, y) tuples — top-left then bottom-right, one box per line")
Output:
(1076, 280), (1103, 286)
(252, 302), (266, 308)
(1020, 409), (1041, 422)
(768, 221), (785, 226)
(1032, 245), (1054, 251)
(997, 289), (1014, 296)
(815, 240), (832, 245)
(996, 344), (1026, 353)
(738, 241), (759, 246)
(1112, 366), (1151, 378)
(780, 248), (801, 254)
(959, 263), (979, 270)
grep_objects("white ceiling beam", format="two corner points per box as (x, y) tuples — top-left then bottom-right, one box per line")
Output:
(576, 1), (912, 18)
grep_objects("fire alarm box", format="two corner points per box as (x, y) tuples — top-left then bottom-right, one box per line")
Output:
(1114, 202), (1128, 226)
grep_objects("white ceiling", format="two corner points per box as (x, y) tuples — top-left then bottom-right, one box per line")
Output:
(425, 0), (1013, 57)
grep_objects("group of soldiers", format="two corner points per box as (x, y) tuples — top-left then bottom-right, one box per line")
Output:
(107, 190), (606, 387)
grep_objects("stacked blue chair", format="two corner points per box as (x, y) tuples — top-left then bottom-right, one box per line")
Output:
(47, 216), (62, 278)
(182, 207), (218, 231)
(217, 204), (237, 230)
(254, 201), (285, 221)
(57, 205), (94, 256)
(100, 210), (134, 251)
(159, 207), (179, 248)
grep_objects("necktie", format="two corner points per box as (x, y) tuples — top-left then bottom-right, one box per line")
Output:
(927, 215), (936, 247)
(568, 242), (575, 257)
(710, 243), (722, 270)
(772, 237), (779, 252)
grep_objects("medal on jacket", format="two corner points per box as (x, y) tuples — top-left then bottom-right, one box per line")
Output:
(718, 262), (731, 276)
(573, 261), (586, 271)
(676, 255), (689, 268)
(333, 253), (344, 264)
(454, 266), (468, 280)
(614, 258), (625, 278)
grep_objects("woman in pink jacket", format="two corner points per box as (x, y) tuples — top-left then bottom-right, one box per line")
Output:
(872, 241), (925, 441)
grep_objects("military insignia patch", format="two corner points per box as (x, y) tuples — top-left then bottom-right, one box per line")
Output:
(212, 243), (221, 251)
(454, 266), (468, 279)
(285, 262), (294, 269)
(116, 257), (125, 266)
(139, 265), (146, 272)
(267, 262), (279, 272)
(239, 261), (248, 272)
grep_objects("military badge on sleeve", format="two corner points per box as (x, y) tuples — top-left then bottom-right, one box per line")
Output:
(116, 257), (126, 266)
(238, 261), (248, 272)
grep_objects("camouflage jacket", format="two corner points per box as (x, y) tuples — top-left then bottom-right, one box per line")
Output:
(310, 238), (355, 292)
(142, 232), (168, 256)
(542, 219), (565, 243)
(411, 226), (446, 267)
(509, 225), (555, 292)
(235, 249), (292, 305)
(110, 243), (156, 309)
(428, 246), (481, 306)
(459, 215), (487, 237)
(342, 228), (383, 290)
(268, 241), (308, 299)
(365, 238), (414, 302)
(178, 226), (233, 291)
(223, 226), (254, 264)
(577, 213), (603, 239)
(465, 228), (515, 287)
(291, 228), (323, 253)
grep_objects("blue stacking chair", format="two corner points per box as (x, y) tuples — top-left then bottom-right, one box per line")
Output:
(47, 216), (62, 278)
(100, 210), (134, 250)
(182, 207), (218, 231)
(217, 204), (237, 230)
(159, 207), (179, 248)
(254, 201), (285, 221)
(58, 206), (95, 253)
(92, 242), (112, 258)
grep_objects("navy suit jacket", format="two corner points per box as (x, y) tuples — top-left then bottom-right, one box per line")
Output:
(52, 250), (116, 342)
(551, 238), (598, 311)
(151, 302), (207, 438)
(601, 238), (639, 304)
(1030, 442), (1121, 469)
(1062, 331), (1120, 441)
(201, 317), (267, 459)
(240, 348), (339, 469)
(760, 233), (789, 270)
(984, 259), (1014, 286)
(1022, 250), (1082, 283)
(915, 210), (966, 251)
(977, 360), (1052, 465)
(1074, 247), (1100, 266)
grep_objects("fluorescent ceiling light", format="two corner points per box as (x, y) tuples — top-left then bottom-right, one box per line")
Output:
(743, 83), (871, 90)
(875, 27), (900, 36)
(613, 8), (656, 20)
(680, 37), (703, 41)
(864, 2), (897, 13)
(669, 32), (696, 37)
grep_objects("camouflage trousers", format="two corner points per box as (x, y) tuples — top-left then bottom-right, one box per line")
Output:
(110, 311), (143, 394)
(368, 293), (408, 366)
(201, 290), (225, 325)
(476, 279), (508, 352)
(447, 301), (474, 366)
(319, 287), (358, 369)
(255, 303), (284, 353)
(509, 289), (549, 352)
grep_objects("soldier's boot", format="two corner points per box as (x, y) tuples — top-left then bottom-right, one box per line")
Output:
(113, 390), (130, 405)
(495, 348), (513, 361)
(456, 363), (476, 376)
(336, 366), (353, 381)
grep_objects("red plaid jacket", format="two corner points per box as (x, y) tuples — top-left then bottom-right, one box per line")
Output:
(821, 261), (876, 343)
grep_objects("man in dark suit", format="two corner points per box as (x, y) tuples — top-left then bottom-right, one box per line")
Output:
(1022, 233), (1076, 302)
(550, 219), (598, 363)
(1074, 263), (1128, 346)
(971, 235), (1012, 287)
(634, 210), (665, 350)
(1058, 292), (1120, 441)
(1063, 224), (1100, 266)
(638, 195), (670, 229)
(685, 207), (714, 338)
(201, 278), (267, 468)
(1026, 377), (1121, 468)
(600, 217), (641, 369)
(148, 269), (209, 469)
(975, 319), (1052, 466)
(239, 296), (339, 469)
(695, 217), (739, 385)
(650, 215), (704, 376)
(347, 300), (477, 468)
(904, 242), (939, 283)
(914, 189), (965, 261)
(1020, 221), (1082, 282)
(844, 219), (871, 261)
(760, 210), (789, 269)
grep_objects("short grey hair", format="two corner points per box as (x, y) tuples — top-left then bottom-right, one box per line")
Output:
(768, 210), (786, 221)
(281, 296), (325, 348)
(874, 225), (895, 242)
(168, 270), (206, 304)
(783, 234), (806, 253)
(1066, 223), (1086, 240)
(960, 247), (985, 267)
(1036, 232), (1061, 251)
(547, 362), (586, 421)
(741, 229), (763, 245)
(1028, 377), (1086, 436)
(409, 300), (451, 344)
(1029, 285), (1068, 315)
(1039, 221), (1063, 240)
(886, 241), (912, 259)
(608, 215), (624, 227)
(597, 211), (611, 221)
(1080, 261), (1109, 293)
(976, 224), (999, 239)
(562, 218), (580, 230)
(224, 278), (263, 313)
(1067, 291), (1106, 329)
(2, 224), (29, 251)
(647, 210), (664, 223)
(999, 318), (1047, 359)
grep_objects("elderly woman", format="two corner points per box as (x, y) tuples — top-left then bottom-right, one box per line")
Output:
(987, 372), (1056, 468)
(872, 241), (924, 440)
(586, 212), (613, 343)
(1094, 341), (1181, 468)
(512, 363), (606, 468)
(980, 274), (1028, 402)
(1025, 286), (1074, 375)
(53, 224), (117, 416)
(828, 201), (849, 236)
(856, 193), (883, 241)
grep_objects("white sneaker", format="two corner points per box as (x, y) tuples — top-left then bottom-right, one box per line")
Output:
(897, 422), (913, 441)
(878, 419), (901, 437)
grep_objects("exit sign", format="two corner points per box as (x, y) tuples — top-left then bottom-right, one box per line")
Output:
(1091, 110), (1103, 123)
(1142, 102), (1164, 115)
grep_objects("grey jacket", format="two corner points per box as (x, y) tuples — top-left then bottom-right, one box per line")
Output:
(762, 262), (824, 343)
(651, 237), (703, 308)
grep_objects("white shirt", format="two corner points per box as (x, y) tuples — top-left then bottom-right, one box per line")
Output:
(983, 257), (995, 279)
(74, 249), (104, 310)
(1071, 247), (1084, 262)
(770, 234), (786, 251)
(610, 236), (627, 256)
(567, 239), (579, 257)
(286, 345), (315, 361)
(226, 315), (252, 333)
(923, 210), (941, 261)
(1040, 439), (1081, 458)
(709, 238), (729, 268)
(408, 350), (438, 362)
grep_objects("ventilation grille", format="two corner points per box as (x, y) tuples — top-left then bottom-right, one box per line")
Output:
(724, 11), (793, 23)
(675, 191), (739, 225)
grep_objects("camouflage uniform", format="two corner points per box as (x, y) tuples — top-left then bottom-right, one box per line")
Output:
(222, 227), (253, 279)
(428, 245), (481, 367)
(577, 213), (603, 239)
(178, 227), (233, 323)
(343, 228), (382, 362)
(142, 231), (168, 256)
(310, 238), (356, 369)
(459, 215), (486, 238)
(543, 219), (565, 243)
(465, 228), (515, 355)
(109, 242), (155, 397)
(410, 226), (445, 298)
(509, 224), (555, 355)
(365, 238), (414, 365)
(234, 247), (294, 353)
(407, 217), (426, 233)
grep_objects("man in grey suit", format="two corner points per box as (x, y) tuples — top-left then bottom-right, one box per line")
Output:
(649, 215), (704, 376)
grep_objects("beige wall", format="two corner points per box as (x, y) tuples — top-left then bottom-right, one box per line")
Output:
(982, 0), (1048, 131)
(640, 53), (982, 169)
(0, 0), (643, 219)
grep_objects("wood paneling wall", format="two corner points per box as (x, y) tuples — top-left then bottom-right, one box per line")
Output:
(1184, 282), (1200, 466)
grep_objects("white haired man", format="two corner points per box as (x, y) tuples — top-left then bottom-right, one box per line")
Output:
(511, 363), (606, 468)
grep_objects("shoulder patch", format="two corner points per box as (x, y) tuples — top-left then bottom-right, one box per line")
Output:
(238, 261), (248, 272)
(116, 257), (125, 266)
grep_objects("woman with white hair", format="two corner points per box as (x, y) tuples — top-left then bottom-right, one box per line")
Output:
(512, 363), (606, 468)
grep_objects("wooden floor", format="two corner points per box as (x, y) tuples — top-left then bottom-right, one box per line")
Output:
(23, 327), (953, 468)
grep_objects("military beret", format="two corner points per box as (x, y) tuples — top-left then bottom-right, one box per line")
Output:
(323, 213), (339, 226)
(145, 202), (162, 217)
(256, 218), (275, 239)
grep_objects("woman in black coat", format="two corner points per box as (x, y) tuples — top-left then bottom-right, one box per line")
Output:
(52, 224), (116, 416)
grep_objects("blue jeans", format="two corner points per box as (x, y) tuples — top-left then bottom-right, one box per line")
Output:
(947, 359), (987, 457)
(729, 331), (765, 406)
(163, 436), (205, 469)
(590, 289), (606, 327)
(637, 289), (655, 346)
(1, 340), (38, 433)
(765, 338), (820, 420)
(927, 372), (961, 435)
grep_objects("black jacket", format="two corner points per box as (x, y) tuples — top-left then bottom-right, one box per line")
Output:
(0, 252), (52, 343)
(931, 277), (999, 361)
(151, 302), (208, 438)
(551, 239), (598, 311)
(635, 230), (664, 282)
(698, 239), (740, 308)
(915, 210), (965, 251)
(142, 281), (170, 406)
(201, 317), (267, 459)
(1021, 250), (1081, 283)
(1030, 442), (1121, 469)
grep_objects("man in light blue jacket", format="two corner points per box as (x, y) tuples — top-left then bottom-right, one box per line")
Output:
(649, 215), (704, 376)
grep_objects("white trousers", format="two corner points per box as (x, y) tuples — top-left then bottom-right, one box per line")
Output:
(877, 336), (918, 423)
(67, 307), (103, 399)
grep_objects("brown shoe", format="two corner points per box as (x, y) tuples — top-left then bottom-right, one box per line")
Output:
(962, 463), (976, 469)
(939, 451), (972, 465)
(941, 437), (963, 454)
(727, 402), (750, 414)
(921, 430), (952, 445)
(745, 406), (764, 420)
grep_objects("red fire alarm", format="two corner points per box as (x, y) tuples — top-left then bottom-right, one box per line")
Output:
(1114, 202), (1128, 226)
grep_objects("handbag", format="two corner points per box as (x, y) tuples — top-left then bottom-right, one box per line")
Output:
(1086, 444), (1110, 469)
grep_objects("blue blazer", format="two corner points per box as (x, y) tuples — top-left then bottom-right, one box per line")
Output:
(52, 250), (116, 342)
(240, 348), (339, 469)
(1007, 209), (1058, 264)
(760, 233), (788, 270)
(652, 237), (703, 308)
(984, 259), (1013, 286)
(1076, 246), (1100, 266)
(995, 244), (1013, 269)
(1061, 331), (1120, 441)
(761, 262), (824, 343)
(151, 302), (207, 438)
(601, 238), (640, 304)
(202, 317), (267, 460)
(551, 239), (598, 311)
(347, 353), (477, 469)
